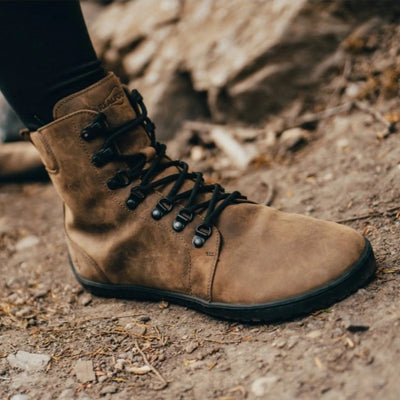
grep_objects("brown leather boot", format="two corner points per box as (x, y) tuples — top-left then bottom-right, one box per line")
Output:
(29, 73), (376, 322)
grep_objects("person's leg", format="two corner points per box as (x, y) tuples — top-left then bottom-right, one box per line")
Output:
(0, 0), (105, 130)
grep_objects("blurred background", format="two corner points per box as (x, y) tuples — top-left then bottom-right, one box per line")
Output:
(1, 0), (399, 180)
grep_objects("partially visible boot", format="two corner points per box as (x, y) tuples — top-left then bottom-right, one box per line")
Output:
(28, 73), (376, 322)
(0, 141), (47, 182)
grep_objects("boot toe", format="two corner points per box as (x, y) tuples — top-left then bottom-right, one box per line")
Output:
(212, 206), (373, 311)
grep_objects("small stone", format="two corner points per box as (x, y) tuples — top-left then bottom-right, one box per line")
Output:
(251, 376), (280, 397)
(306, 205), (315, 213)
(306, 330), (322, 339)
(7, 351), (50, 372)
(336, 138), (350, 150)
(14, 306), (34, 318)
(275, 338), (286, 349)
(8, 292), (24, 304)
(279, 128), (309, 152)
(159, 300), (169, 309)
(79, 293), (92, 307)
(100, 384), (118, 395)
(345, 83), (362, 98)
(185, 342), (199, 354)
(11, 395), (30, 400)
(33, 286), (50, 299)
(287, 336), (298, 350)
(74, 359), (96, 383)
(126, 365), (151, 375)
(322, 172), (334, 182)
(125, 323), (146, 336)
(114, 359), (126, 372)
(57, 389), (75, 400)
(15, 235), (40, 251)
(190, 145), (205, 162)
(71, 286), (84, 295)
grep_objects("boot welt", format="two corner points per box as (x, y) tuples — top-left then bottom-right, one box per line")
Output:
(69, 238), (376, 323)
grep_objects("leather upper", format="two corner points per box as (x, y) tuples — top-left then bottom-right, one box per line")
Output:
(29, 73), (366, 305)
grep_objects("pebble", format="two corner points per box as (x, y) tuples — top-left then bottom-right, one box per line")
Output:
(279, 128), (309, 152)
(100, 384), (118, 395)
(33, 286), (50, 299)
(74, 359), (96, 383)
(125, 323), (146, 336)
(114, 359), (126, 372)
(306, 205), (315, 213)
(274, 338), (286, 349)
(337, 138), (350, 150)
(287, 336), (298, 349)
(126, 365), (151, 375)
(345, 83), (361, 98)
(251, 375), (280, 397)
(57, 389), (75, 400)
(306, 330), (323, 339)
(14, 306), (34, 318)
(190, 145), (205, 162)
(185, 342), (199, 354)
(11, 395), (30, 400)
(79, 293), (92, 307)
(8, 293), (24, 304)
(7, 351), (50, 372)
(15, 235), (40, 251)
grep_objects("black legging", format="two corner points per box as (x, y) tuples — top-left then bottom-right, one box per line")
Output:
(0, 0), (105, 130)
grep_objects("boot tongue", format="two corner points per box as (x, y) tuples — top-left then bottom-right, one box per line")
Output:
(52, 72), (151, 149)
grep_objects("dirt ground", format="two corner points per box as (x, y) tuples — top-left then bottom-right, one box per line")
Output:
(1, 12), (400, 400)
(1, 107), (400, 400)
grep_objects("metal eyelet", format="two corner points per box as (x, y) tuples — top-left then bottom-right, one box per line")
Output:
(151, 198), (174, 220)
(172, 209), (194, 232)
(81, 113), (106, 141)
(92, 147), (114, 167)
(192, 224), (212, 248)
(107, 170), (131, 190)
(126, 186), (147, 210)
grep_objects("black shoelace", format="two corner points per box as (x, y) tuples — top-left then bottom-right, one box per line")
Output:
(81, 89), (247, 248)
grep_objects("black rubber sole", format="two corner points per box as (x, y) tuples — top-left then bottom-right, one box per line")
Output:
(70, 238), (376, 323)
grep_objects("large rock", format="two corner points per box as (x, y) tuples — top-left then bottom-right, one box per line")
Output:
(90, 1), (396, 137)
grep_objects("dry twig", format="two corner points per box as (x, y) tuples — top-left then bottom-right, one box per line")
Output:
(134, 339), (168, 390)
(353, 100), (395, 138)
(283, 100), (396, 139)
(283, 102), (354, 132)
(336, 206), (400, 224)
